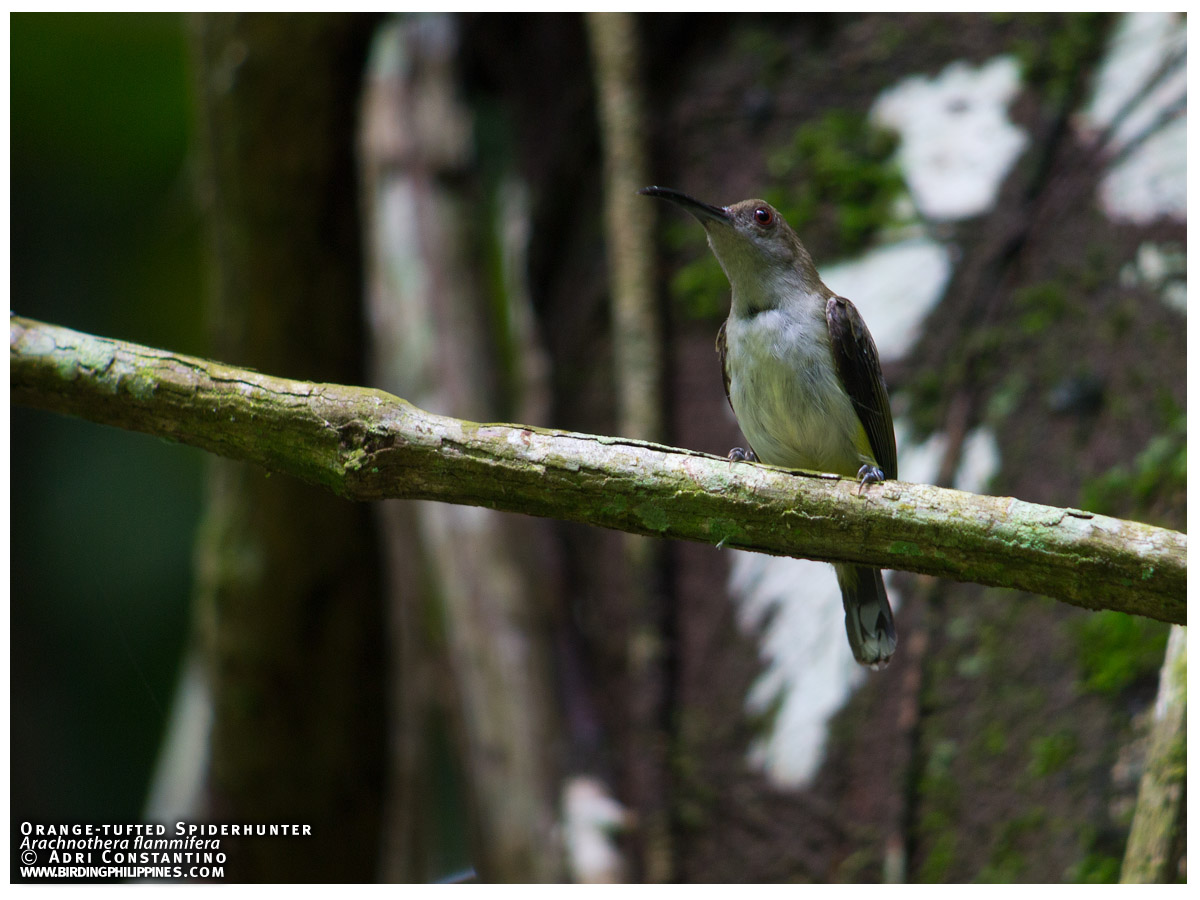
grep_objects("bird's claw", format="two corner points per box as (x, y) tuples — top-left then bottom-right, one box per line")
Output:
(857, 463), (885, 495)
(729, 447), (758, 463)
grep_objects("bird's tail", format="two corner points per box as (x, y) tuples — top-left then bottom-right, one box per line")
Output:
(835, 564), (897, 669)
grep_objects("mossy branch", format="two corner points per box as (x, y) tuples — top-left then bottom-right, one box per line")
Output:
(11, 315), (1185, 625)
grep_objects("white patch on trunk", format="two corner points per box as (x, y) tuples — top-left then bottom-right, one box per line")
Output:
(561, 776), (627, 883)
(870, 57), (1028, 221)
(1081, 12), (1186, 225)
(1119, 242), (1187, 315)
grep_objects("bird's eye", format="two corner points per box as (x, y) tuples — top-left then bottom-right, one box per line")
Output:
(753, 206), (774, 226)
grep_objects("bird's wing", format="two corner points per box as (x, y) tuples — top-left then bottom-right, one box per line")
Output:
(826, 295), (897, 480)
(716, 318), (734, 413)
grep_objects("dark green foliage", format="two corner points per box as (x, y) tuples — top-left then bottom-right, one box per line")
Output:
(1014, 281), (1069, 335)
(1012, 12), (1111, 106)
(669, 248), (730, 321)
(1081, 414), (1186, 520)
(1067, 823), (1127, 883)
(918, 826), (959, 883)
(732, 25), (791, 88)
(915, 738), (962, 881)
(1070, 851), (1122, 883)
(765, 110), (905, 258)
(1071, 610), (1169, 696)
(978, 808), (1048, 881)
(1028, 731), (1078, 777)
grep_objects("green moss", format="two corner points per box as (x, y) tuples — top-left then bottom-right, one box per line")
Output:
(1080, 243), (1113, 294)
(601, 494), (629, 516)
(1080, 414), (1186, 518)
(1027, 731), (1077, 777)
(1103, 296), (1138, 343)
(764, 110), (904, 259)
(1069, 852), (1122, 883)
(127, 364), (161, 401)
(835, 846), (884, 883)
(981, 721), (1009, 756)
(342, 446), (368, 472)
(871, 19), (907, 58)
(1070, 609), (1169, 696)
(472, 98), (525, 421)
(669, 251), (728, 320)
(706, 517), (747, 547)
(984, 371), (1028, 425)
(1013, 13), (1111, 106)
(1168, 643), (1186, 703)
(1067, 823), (1124, 882)
(978, 808), (1048, 882)
(1014, 280), (1068, 335)
(743, 685), (785, 739)
(922, 738), (959, 792)
(918, 828), (959, 883)
(670, 710), (720, 832)
(916, 736), (962, 881)
(1161, 728), (1187, 781)
(956, 652), (986, 679)
(635, 500), (670, 533)
(732, 25), (790, 88)
(907, 369), (950, 439)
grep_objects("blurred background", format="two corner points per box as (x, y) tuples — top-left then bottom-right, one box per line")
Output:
(10, 11), (1185, 883)
(11, 7), (204, 837)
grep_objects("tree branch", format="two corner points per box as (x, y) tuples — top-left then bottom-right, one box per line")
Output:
(11, 315), (1185, 625)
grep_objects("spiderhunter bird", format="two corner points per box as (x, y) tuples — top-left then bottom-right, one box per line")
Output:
(640, 186), (898, 668)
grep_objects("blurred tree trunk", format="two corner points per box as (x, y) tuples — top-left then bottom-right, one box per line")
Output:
(189, 12), (386, 880)
(587, 12), (672, 882)
(1120, 625), (1186, 883)
(359, 14), (565, 882)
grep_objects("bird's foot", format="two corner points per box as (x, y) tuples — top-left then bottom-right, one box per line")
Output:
(857, 463), (885, 495)
(728, 447), (758, 463)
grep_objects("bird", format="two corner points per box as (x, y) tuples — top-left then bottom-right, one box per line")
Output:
(640, 186), (897, 668)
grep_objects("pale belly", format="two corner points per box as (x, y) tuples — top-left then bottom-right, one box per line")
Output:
(724, 309), (870, 476)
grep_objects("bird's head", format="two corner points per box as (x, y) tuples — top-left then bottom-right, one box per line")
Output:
(639, 186), (820, 313)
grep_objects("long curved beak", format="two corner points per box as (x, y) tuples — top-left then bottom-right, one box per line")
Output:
(638, 186), (730, 224)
